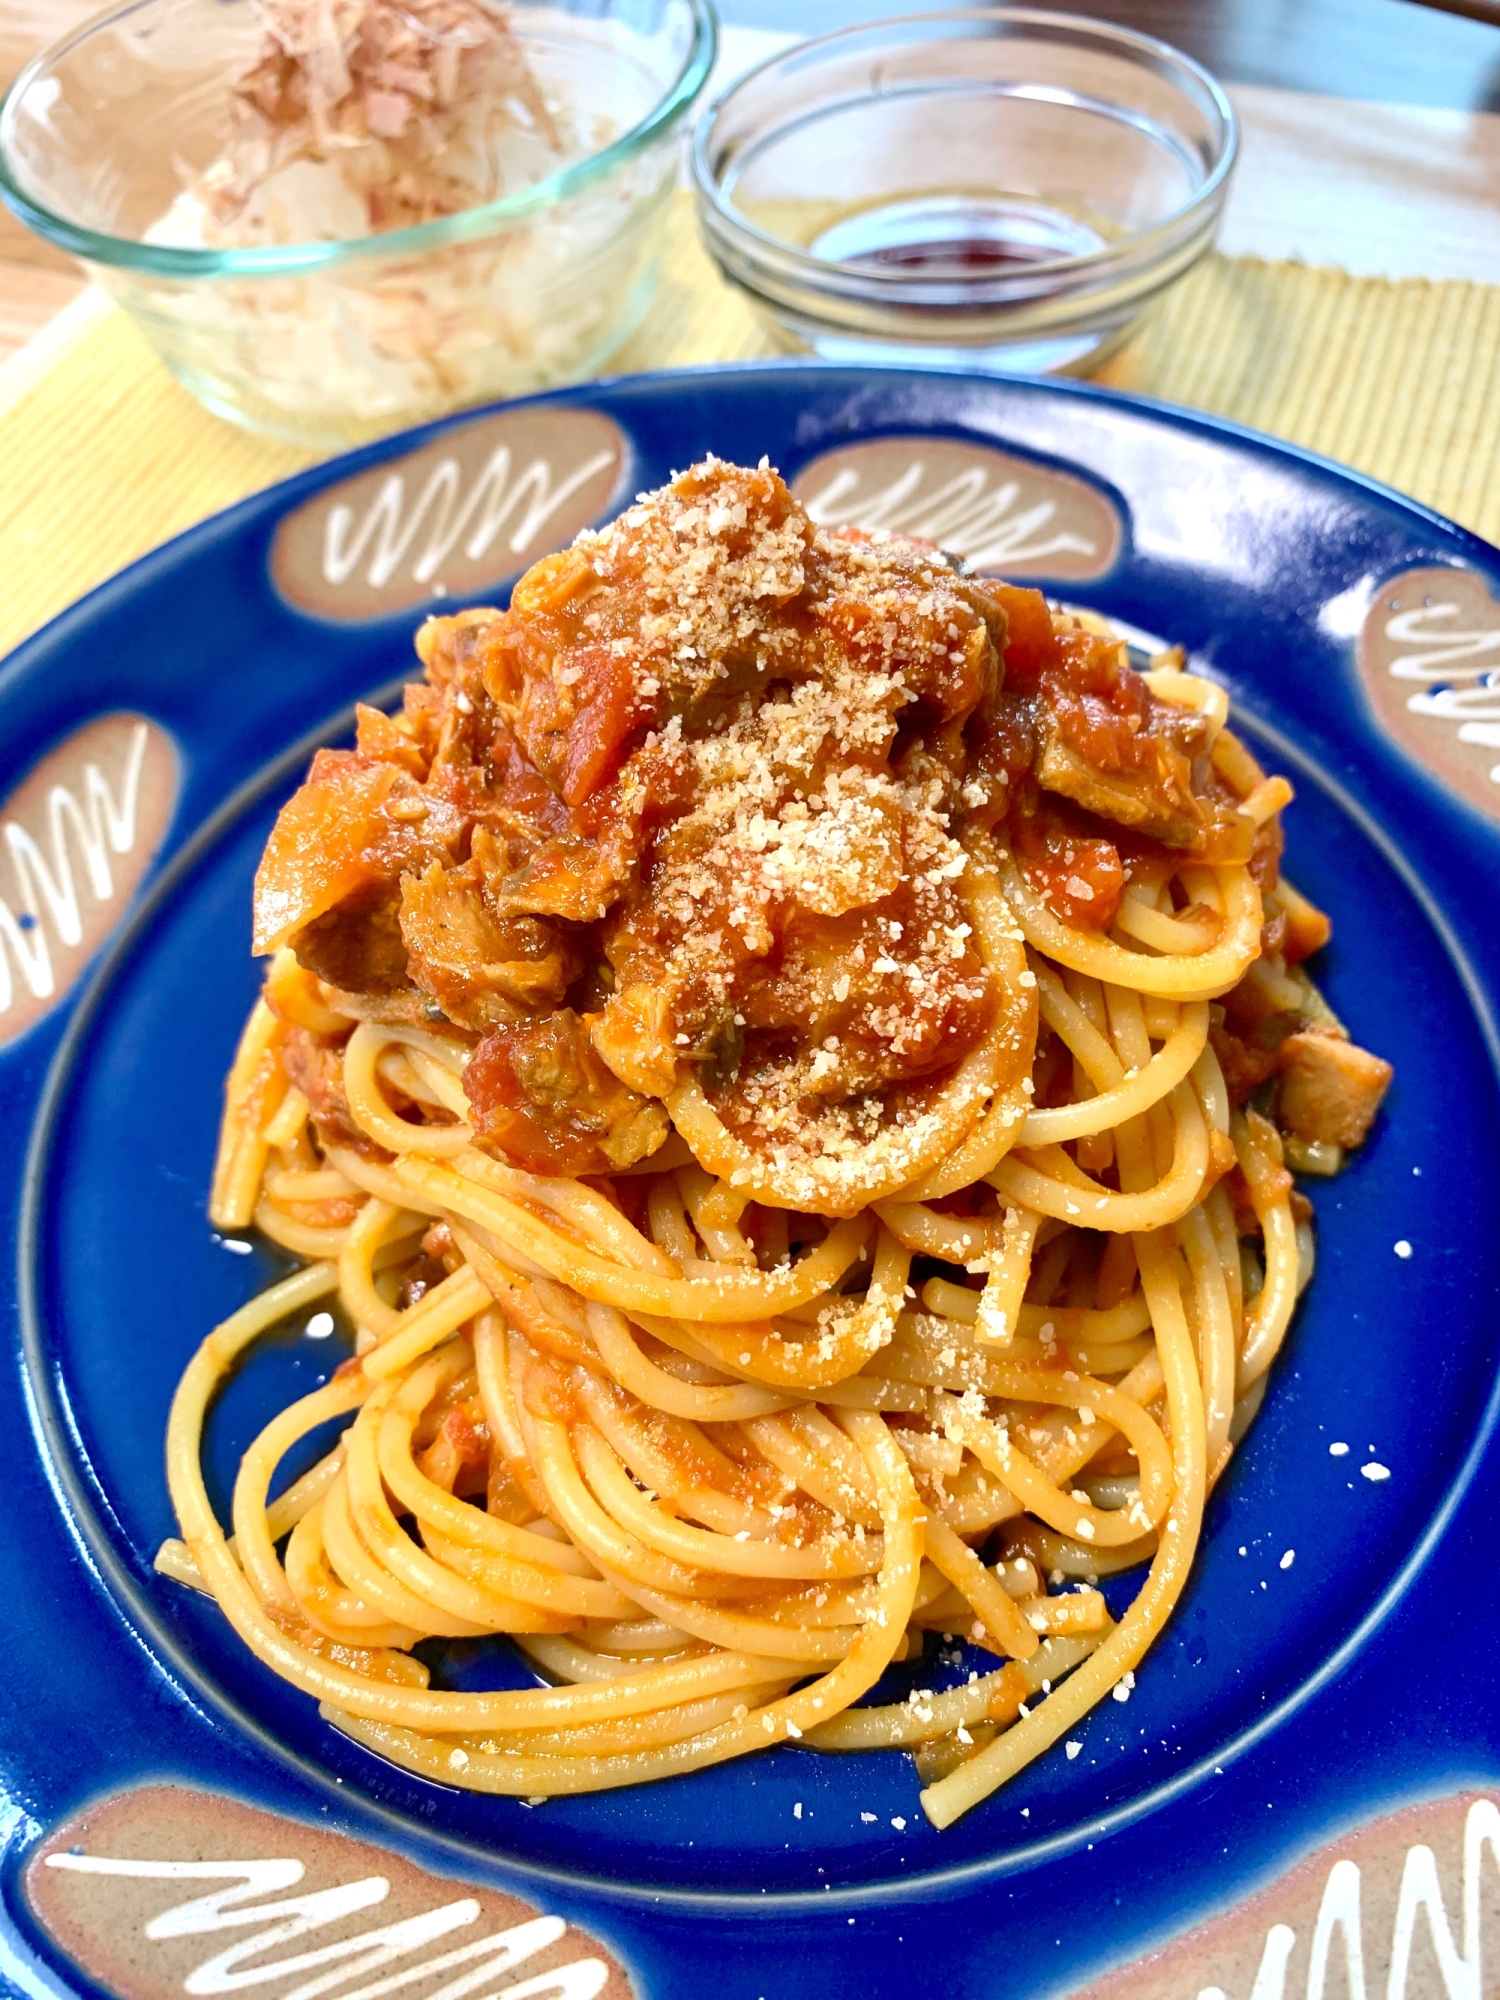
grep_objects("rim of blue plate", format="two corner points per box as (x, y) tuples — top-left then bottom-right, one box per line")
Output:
(12, 359), (1500, 1912)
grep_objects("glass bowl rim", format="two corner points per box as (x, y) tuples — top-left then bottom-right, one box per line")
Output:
(0, 0), (718, 278)
(690, 5), (1238, 291)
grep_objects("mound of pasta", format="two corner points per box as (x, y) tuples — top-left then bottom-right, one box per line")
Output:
(161, 457), (1392, 1828)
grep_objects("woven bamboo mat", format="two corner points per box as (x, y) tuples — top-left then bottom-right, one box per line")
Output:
(4, 188), (1500, 658)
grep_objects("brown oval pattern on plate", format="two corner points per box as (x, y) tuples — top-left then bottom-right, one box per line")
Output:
(1064, 1789), (1500, 2000)
(789, 434), (1122, 582)
(272, 407), (628, 622)
(1359, 565), (1500, 825)
(0, 713), (178, 1051)
(26, 1786), (635, 2000)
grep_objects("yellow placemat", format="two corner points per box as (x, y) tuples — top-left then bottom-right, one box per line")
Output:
(5, 189), (1500, 659)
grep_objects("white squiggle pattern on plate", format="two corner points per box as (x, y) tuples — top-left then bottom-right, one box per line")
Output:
(1195, 1796), (1500, 2000)
(0, 719), (148, 1018)
(43, 1850), (608, 2000)
(323, 445), (619, 591)
(1386, 599), (1500, 785)
(800, 458), (1098, 572)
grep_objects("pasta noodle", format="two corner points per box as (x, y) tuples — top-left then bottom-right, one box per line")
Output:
(161, 458), (1392, 1828)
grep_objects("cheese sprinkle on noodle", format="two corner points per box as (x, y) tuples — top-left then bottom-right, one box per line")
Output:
(162, 458), (1392, 1827)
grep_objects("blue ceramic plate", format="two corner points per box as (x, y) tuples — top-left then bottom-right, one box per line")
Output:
(3, 365), (1499, 2000)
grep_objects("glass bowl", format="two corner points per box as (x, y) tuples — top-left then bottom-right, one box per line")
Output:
(0, 0), (716, 447)
(691, 8), (1236, 376)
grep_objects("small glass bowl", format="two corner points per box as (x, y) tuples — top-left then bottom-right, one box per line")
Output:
(0, 0), (716, 446)
(691, 8), (1236, 376)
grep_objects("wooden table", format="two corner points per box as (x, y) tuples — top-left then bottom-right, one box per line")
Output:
(0, 0), (97, 359)
(5, 0), (1500, 364)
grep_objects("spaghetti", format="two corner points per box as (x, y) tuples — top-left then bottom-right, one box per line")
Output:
(161, 458), (1392, 1827)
